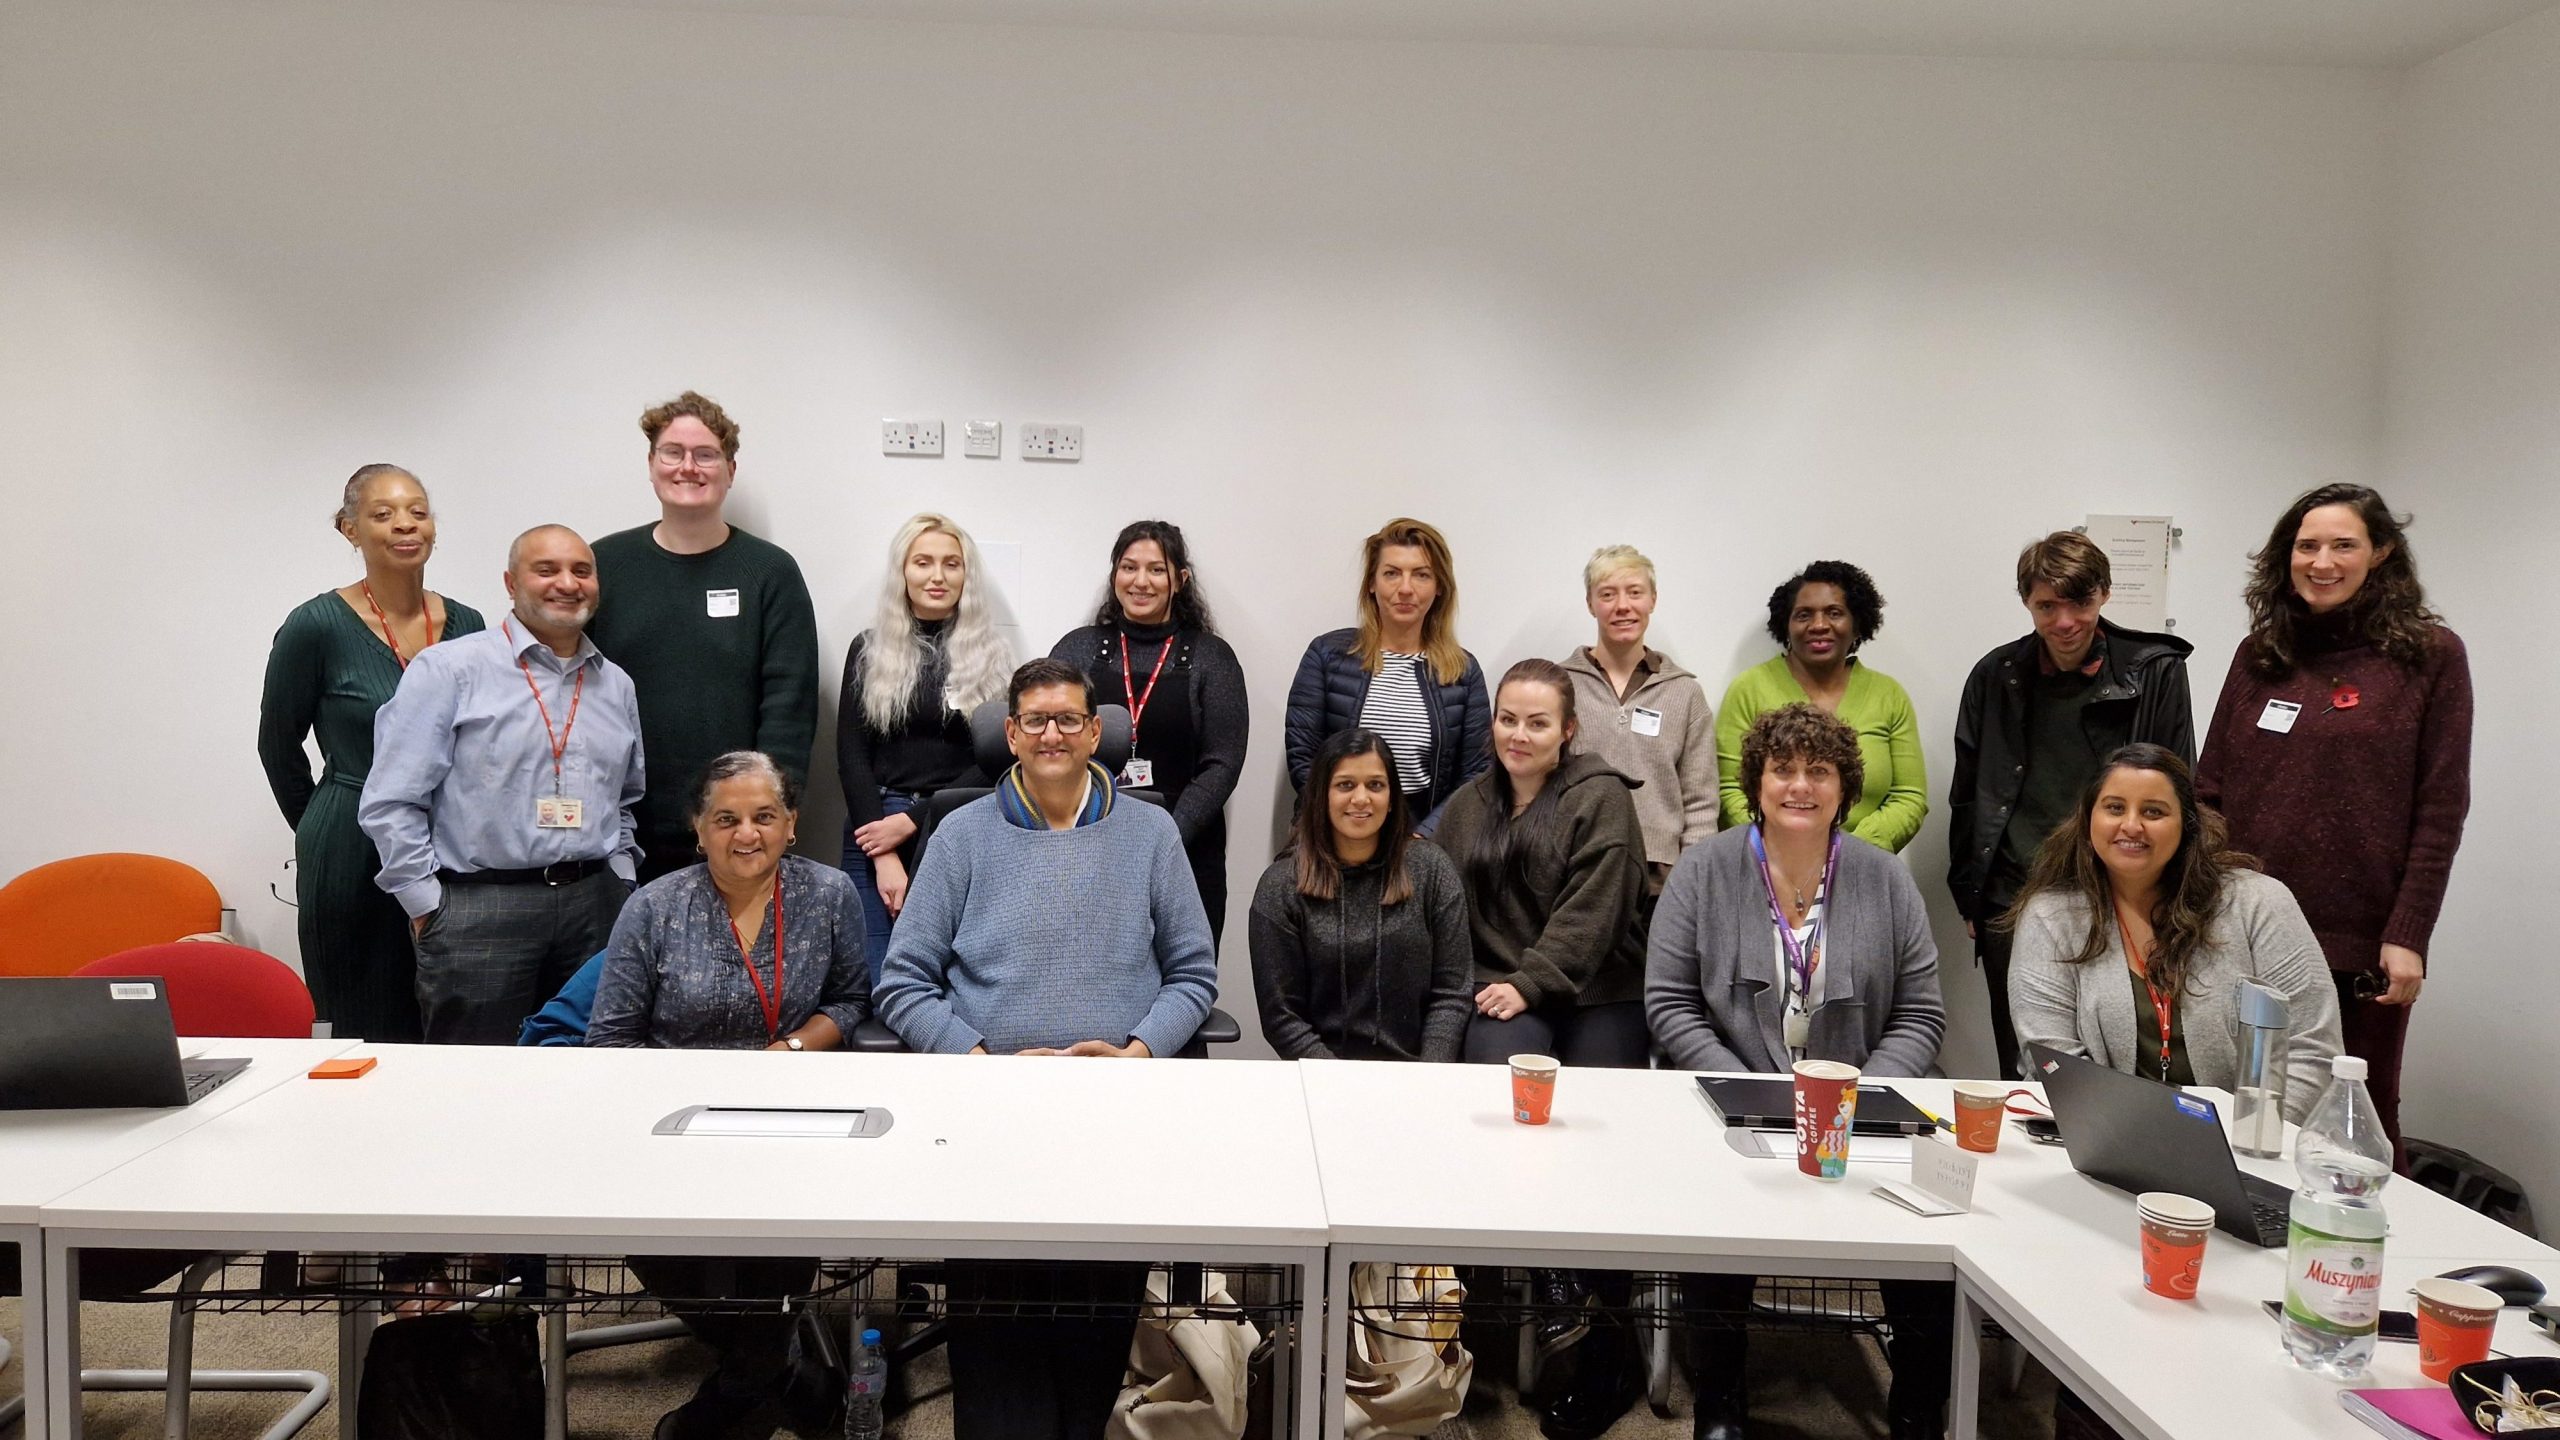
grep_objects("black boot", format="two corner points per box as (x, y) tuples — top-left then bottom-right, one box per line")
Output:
(1689, 1323), (1748, 1440)
(1540, 1321), (1640, 1440)
(1533, 1268), (1595, 1361)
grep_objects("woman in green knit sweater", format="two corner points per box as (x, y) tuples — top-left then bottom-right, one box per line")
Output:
(1715, 560), (1928, 852)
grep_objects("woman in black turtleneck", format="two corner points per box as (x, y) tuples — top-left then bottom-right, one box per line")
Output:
(1049, 520), (1251, 946)
(1250, 728), (1473, 1061)
(837, 513), (1016, 979)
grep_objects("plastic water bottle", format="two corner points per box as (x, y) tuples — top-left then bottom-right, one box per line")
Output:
(845, 1327), (887, 1440)
(2281, 1055), (2393, 1378)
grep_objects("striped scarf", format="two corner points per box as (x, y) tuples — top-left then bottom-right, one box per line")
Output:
(996, 760), (1117, 830)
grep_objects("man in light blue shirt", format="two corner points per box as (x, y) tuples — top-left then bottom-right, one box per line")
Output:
(360, 524), (645, 1044)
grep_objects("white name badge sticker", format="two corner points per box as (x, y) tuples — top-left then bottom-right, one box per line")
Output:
(536, 796), (585, 829)
(2257, 699), (2302, 734)
(1631, 706), (1664, 737)
(1122, 758), (1155, 788)
(110, 982), (158, 1001)
(706, 589), (741, 618)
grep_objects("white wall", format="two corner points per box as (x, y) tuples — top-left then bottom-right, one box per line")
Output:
(2383, 7), (2560, 1220)
(0, 0), (2395, 1073)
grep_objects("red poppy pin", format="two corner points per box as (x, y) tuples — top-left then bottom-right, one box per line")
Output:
(2331, 682), (2361, 711)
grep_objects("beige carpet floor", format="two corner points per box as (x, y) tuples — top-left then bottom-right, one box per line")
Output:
(2, 1285), (2061, 1439)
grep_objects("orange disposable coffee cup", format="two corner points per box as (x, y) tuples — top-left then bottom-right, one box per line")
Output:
(2413, 1278), (2501, 1382)
(2136, 1192), (2214, 1299)
(1510, 1054), (1559, 1126)
(1952, 1081), (2007, 1154)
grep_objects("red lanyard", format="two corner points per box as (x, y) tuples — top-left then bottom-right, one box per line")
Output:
(1118, 632), (1174, 748)
(730, 877), (787, 1038)
(362, 583), (439, 668)
(503, 621), (586, 794)
(2116, 904), (2176, 1081)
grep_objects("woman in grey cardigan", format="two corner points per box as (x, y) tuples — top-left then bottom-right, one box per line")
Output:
(2002, 743), (2342, 1118)
(1643, 703), (1948, 1440)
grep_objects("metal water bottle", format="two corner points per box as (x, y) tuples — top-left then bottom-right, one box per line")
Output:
(2230, 980), (2290, 1159)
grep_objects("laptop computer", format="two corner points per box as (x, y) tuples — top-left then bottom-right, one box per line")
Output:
(1694, 1075), (1943, 1137)
(0, 977), (253, 1110)
(2026, 1042), (2292, 1247)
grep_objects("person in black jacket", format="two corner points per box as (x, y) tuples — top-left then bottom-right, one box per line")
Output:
(1051, 520), (1249, 946)
(1284, 517), (1491, 834)
(836, 513), (1016, 978)
(1250, 728), (1473, 1061)
(1948, 531), (2193, 1078)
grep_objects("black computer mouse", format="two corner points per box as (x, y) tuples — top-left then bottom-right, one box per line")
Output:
(2440, 1264), (2548, 1307)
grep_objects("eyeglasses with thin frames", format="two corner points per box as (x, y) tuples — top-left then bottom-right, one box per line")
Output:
(1013, 712), (1092, 735)
(653, 445), (727, 468)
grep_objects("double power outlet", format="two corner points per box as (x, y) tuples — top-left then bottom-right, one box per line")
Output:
(881, 419), (1082, 462)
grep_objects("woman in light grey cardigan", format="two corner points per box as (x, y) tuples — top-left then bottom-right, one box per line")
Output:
(2003, 743), (2342, 1119)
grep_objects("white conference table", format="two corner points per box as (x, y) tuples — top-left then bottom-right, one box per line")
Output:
(2, 1038), (355, 1440)
(37, 1044), (1332, 1440)
(1297, 1060), (2557, 1440)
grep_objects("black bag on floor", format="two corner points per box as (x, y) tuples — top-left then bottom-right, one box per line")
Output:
(356, 1312), (543, 1440)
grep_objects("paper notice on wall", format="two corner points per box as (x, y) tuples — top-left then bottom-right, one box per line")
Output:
(2085, 515), (2174, 631)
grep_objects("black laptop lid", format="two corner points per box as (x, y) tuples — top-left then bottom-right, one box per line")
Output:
(2026, 1042), (2269, 1244)
(0, 976), (192, 1109)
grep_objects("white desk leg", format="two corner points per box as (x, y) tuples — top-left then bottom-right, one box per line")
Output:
(1291, 1252), (1324, 1440)
(1949, 1280), (1984, 1440)
(542, 1258), (568, 1440)
(1319, 1250), (1351, 1440)
(40, 1238), (81, 1440)
(337, 1255), (376, 1440)
(10, 1226), (49, 1440)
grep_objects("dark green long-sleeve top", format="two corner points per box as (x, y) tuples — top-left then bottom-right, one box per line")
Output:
(589, 524), (820, 862)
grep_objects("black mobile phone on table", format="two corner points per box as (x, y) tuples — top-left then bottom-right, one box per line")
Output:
(2261, 1300), (2417, 1342)
(2017, 1115), (2063, 1145)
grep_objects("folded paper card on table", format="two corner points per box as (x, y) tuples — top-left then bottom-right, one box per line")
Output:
(1874, 1136), (1979, 1216)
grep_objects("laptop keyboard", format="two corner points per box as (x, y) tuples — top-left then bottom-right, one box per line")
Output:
(2242, 1174), (2294, 1246)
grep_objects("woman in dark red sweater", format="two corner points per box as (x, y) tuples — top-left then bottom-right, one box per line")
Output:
(2195, 484), (2471, 1151)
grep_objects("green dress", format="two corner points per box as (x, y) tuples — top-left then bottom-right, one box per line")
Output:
(258, 591), (485, 1042)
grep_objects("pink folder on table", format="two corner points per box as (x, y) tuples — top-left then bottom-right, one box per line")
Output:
(2339, 1386), (2476, 1440)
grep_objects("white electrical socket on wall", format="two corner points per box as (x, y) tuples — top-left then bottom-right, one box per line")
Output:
(881, 420), (944, 456)
(963, 420), (1001, 458)
(1020, 422), (1083, 461)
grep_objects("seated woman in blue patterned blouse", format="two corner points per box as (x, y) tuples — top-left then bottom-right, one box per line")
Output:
(588, 749), (870, 1439)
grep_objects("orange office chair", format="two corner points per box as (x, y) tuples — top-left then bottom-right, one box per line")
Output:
(0, 853), (222, 977)
(75, 943), (316, 1039)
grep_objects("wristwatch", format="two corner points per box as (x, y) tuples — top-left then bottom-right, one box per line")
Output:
(783, 1037), (805, 1052)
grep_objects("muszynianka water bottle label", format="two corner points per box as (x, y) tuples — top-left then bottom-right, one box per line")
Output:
(2283, 1223), (2383, 1335)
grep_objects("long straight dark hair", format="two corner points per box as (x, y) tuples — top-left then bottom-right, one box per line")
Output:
(2000, 744), (2258, 999)
(1461, 659), (1579, 900)
(1294, 728), (1415, 905)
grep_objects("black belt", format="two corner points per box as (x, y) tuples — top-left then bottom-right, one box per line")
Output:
(440, 860), (609, 888)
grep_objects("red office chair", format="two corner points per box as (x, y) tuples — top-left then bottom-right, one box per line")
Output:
(74, 942), (316, 1039)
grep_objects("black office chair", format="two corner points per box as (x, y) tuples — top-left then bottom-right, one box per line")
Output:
(852, 699), (1239, 1055)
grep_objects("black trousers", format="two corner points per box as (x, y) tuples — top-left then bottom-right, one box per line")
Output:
(1683, 1273), (1951, 1423)
(1975, 917), (2023, 1082)
(624, 1255), (819, 1406)
(944, 1261), (1146, 1440)
(1461, 998), (1651, 1069)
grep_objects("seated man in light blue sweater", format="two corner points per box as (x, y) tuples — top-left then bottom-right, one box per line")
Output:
(877, 656), (1218, 1059)
(874, 657), (1220, 1440)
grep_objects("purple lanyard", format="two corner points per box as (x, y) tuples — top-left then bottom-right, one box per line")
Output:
(1749, 825), (1840, 1011)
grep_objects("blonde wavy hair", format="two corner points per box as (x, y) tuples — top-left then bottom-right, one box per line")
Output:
(856, 513), (1015, 733)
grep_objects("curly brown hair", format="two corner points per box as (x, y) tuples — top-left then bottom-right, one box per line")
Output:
(638, 390), (741, 461)
(2241, 484), (2439, 678)
(1738, 702), (1864, 828)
